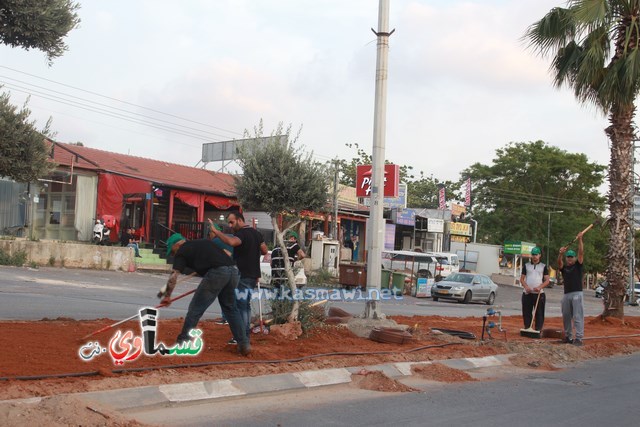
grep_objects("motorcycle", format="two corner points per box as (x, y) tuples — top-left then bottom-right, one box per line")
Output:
(92, 219), (112, 245)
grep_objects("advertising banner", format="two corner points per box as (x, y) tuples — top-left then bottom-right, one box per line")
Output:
(356, 164), (400, 198)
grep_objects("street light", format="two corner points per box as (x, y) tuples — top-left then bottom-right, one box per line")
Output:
(547, 210), (564, 266)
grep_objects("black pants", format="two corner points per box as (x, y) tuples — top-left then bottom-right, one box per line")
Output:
(522, 292), (545, 330)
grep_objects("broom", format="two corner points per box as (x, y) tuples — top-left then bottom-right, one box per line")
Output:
(520, 291), (542, 338)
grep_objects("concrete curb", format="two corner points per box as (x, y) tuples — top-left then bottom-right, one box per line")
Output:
(2, 354), (515, 410)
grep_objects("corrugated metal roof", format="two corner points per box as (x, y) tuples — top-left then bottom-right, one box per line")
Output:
(51, 141), (237, 196)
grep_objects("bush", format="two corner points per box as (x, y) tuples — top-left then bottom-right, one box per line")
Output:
(307, 268), (337, 287)
(270, 294), (325, 332)
(0, 249), (28, 266)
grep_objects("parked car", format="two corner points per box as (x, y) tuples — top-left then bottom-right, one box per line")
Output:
(426, 252), (460, 278)
(431, 272), (498, 304)
(259, 251), (307, 287)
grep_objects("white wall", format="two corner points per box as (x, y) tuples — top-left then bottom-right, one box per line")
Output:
(450, 242), (501, 276)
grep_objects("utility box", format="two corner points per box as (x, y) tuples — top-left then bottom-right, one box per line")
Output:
(310, 239), (339, 276)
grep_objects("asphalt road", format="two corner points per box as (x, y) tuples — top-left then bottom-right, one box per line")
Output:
(0, 265), (638, 320)
(129, 352), (640, 427)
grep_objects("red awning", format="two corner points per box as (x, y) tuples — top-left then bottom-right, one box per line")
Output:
(174, 191), (201, 207)
(205, 194), (239, 209)
(97, 174), (151, 219)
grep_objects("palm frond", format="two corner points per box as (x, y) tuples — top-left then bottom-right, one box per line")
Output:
(524, 7), (576, 56)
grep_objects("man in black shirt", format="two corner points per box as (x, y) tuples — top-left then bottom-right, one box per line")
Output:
(558, 231), (585, 346)
(271, 230), (306, 289)
(161, 233), (250, 355)
(210, 212), (268, 341)
(120, 228), (141, 257)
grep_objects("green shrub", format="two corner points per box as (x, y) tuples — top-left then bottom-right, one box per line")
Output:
(0, 249), (27, 266)
(307, 268), (337, 287)
(270, 296), (325, 332)
(48, 256), (56, 266)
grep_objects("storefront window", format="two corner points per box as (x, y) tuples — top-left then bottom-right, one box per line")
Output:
(33, 174), (77, 240)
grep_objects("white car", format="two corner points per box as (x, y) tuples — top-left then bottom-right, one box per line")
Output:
(259, 251), (307, 287)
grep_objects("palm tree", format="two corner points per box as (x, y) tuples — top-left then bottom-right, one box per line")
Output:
(525, 1), (640, 319)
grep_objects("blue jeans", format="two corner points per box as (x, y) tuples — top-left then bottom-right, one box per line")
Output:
(127, 243), (140, 257)
(236, 277), (257, 340)
(177, 266), (247, 346)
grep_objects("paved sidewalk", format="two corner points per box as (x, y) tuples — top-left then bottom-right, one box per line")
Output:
(1, 354), (514, 411)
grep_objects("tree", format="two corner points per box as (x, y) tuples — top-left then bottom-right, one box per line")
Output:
(0, 1), (79, 182)
(0, 0), (80, 63)
(525, 1), (640, 318)
(462, 141), (607, 273)
(235, 120), (329, 322)
(0, 93), (55, 182)
(406, 172), (460, 208)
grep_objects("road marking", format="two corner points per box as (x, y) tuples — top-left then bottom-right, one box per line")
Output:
(15, 276), (139, 292)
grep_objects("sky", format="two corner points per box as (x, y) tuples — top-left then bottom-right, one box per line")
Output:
(0, 0), (613, 186)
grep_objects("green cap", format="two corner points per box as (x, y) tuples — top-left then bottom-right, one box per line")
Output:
(285, 230), (298, 239)
(166, 233), (185, 256)
(566, 249), (576, 257)
(531, 247), (541, 255)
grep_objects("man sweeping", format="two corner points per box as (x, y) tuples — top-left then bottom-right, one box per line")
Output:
(520, 246), (550, 334)
(161, 233), (250, 356)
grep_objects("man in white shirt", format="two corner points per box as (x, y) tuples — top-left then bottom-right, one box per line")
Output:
(520, 246), (550, 331)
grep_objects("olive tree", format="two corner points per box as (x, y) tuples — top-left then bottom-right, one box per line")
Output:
(235, 121), (329, 321)
(0, 0), (79, 182)
(0, 93), (55, 182)
(0, 0), (80, 63)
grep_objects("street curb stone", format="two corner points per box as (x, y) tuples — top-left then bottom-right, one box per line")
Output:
(77, 354), (516, 410)
(0, 355), (515, 410)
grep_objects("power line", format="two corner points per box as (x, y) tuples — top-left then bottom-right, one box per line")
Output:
(0, 75), (239, 140)
(0, 65), (244, 137)
(2, 83), (223, 143)
(479, 193), (601, 212)
(483, 187), (604, 209)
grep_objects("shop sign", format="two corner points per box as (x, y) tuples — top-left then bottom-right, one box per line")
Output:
(356, 164), (400, 198)
(362, 182), (407, 208)
(427, 218), (444, 233)
(451, 203), (466, 217)
(393, 209), (415, 226)
(449, 222), (472, 236)
(504, 241), (536, 255)
(385, 223), (396, 250)
(450, 235), (470, 243)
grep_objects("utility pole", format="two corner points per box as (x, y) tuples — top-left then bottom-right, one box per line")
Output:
(365, 0), (393, 319)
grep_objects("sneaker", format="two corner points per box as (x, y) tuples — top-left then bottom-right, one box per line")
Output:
(215, 319), (229, 325)
(560, 337), (574, 344)
(573, 339), (583, 347)
(227, 338), (237, 345)
(238, 343), (251, 356)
